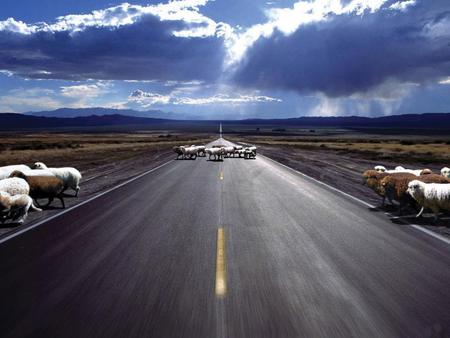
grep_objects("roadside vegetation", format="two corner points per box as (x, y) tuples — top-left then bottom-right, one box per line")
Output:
(0, 133), (214, 171)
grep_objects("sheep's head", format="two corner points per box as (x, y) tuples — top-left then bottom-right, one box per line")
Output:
(379, 176), (395, 195)
(9, 170), (25, 179)
(362, 170), (380, 186)
(374, 165), (386, 173)
(407, 180), (424, 197)
(441, 167), (450, 178)
(420, 169), (432, 175)
(33, 162), (47, 169)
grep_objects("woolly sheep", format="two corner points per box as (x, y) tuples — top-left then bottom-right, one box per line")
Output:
(34, 162), (82, 196)
(407, 180), (450, 221)
(205, 147), (224, 161)
(375, 165), (430, 176)
(222, 146), (235, 158)
(9, 171), (66, 208)
(0, 165), (31, 180)
(0, 191), (41, 224)
(244, 146), (257, 159)
(0, 177), (30, 196)
(379, 173), (422, 212)
(374, 165), (386, 173)
(173, 146), (184, 159)
(179, 146), (198, 160)
(441, 167), (450, 178)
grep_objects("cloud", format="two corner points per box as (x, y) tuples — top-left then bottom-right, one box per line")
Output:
(60, 82), (111, 98)
(129, 90), (172, 106)
(0, 88), (60, 112)
(231, 0), (450, 98)
(0, 1), (228, 82)
(128, 89), (281, 107)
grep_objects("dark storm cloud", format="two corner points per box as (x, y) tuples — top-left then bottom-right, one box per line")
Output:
(232, 0), (450, 97)
(0, 15), (225, 82)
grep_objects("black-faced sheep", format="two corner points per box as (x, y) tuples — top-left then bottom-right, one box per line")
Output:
(9, 171), (66, 208)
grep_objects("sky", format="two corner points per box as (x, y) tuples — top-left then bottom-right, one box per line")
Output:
(0, 0), (449, 119)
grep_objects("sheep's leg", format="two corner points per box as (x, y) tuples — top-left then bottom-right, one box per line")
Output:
(416, 207), (424, 218)
(46, 197), (54, 207)
(59, 196), (65, 209)
(75, 186), (80, 197)
(381, 196), (385, 207)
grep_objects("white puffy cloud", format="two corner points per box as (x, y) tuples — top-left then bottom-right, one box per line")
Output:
(0, 88), (60, 113)
(129, 90), (172, 107)
(61, 82), (111, 98)
(128, 89), (281, 107)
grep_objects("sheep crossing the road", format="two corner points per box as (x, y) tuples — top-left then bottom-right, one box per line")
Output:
(0, 162), (83, 225)
(363, 165), (450, 224)
(173, 144), (257, 161)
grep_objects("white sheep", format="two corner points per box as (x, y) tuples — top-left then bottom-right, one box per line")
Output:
(0, 165), (31, 180)
(244, 146), (257, 159)
(0, 191), (41, 224)
(0, 177), (30, 196)
(374, 165), (428, 176)
(205, 147), (224, 161)
(441, 167), (450, 178)
(179, 146), (198, 160)
(407, 180), (450, 221)
(34, 162), (82, 196)
(221, 146), (235, 158)
(374, 165), (387, 173)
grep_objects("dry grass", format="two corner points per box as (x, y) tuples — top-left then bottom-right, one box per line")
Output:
(0, 132), (214, 171)
(229, 135), (450, 163)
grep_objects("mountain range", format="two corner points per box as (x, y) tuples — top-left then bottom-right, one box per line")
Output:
(1, 109), (450, 131)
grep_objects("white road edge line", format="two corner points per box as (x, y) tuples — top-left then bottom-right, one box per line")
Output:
(0, 160), (174, 245)
(259, 153), (450, 246)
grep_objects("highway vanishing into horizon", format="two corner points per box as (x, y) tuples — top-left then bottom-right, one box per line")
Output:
(0, 139), (449, 337)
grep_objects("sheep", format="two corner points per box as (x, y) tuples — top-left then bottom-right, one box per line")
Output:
(407, 180), (450, 222)
(379, 173), (422, 213)
(194, 145), (206, 157)
(205, 147), (224, 161)
(244, 146), (257, 159)
(9, 170), (66, 208)
(173, 146), (184, 159)
(374, 165), (386, 173)
(179, 146), (198, 160)
(0, 164), (31, 180)
(0, 177), (30, 196)
(363, 170), (394, 206)
(441, 167), (450, 178)
(0, 191), (41, 224)
(374, 165), (431, 176)
(222, 146), (235, 158)
(34, 162), (82, 196)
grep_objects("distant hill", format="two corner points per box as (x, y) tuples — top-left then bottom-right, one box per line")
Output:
(1, 111), (450, 131)
(233, 113), (450, 129)
(25, 107), (202, 120)
(0, 113), (172, 130)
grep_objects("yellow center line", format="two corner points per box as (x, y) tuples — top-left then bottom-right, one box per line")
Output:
(219, 171), (224, 180)
(215, 227), (227, 297)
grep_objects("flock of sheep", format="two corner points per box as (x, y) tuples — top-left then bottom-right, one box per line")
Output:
(173, 144), (257, 161)
(363, 165), (450, 223)
(0, 163), (82, 225)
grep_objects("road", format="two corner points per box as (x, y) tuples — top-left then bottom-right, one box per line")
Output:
(0, 139), (449, 337)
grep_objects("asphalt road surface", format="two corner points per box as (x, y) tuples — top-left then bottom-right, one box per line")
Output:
(0, 139), (449, 338)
